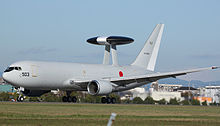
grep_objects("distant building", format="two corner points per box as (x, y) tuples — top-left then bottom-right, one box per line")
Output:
(120, 81), (220, 105)
(119, 87), (148, 101)
(151, 91), (182, 102)
(120, 90), (133, 100)
(120, 94), (132, 101)
(151, 82), (182, 92)
(193, 97), (212, 105)
(129, 87), (148, 100)
(174, 86), (199, 100)
(149, 82), (183, 102)
(199, 86), (220, 103)
(174, 87), (197, 93)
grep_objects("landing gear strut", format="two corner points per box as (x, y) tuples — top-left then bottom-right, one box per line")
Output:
(101, 97), (116, 104)
(16, 87), (24, 102)
(62, 91), (77, 103)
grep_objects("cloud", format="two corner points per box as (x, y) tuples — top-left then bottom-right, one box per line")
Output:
(18, 47), (57, 55)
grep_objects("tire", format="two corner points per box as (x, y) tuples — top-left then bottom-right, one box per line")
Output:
(106, 97), (111, 104)
(17, 97), (20, 102)
(67, 96), (72, 102)
(101, 97), (106, 104)
(62, 96), (68, 102)
(111, 97), (116, 104)
(19, 96), (24, 102)
(72, 96), (77, 103)
(17, 96), (23, 102)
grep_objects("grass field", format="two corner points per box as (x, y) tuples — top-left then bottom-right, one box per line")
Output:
(0, 102), (220, 126)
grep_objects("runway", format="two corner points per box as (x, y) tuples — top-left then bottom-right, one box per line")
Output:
(0, 102), (220, 126)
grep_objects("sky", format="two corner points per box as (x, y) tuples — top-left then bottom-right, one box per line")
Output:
(0, 0), (220, 81)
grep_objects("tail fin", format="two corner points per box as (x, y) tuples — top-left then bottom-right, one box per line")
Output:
(131, 24), (164, 71)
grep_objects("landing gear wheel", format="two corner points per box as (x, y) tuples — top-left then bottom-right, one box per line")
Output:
(17, 97), (20, 102)
(17, 96), (24, 102)
(101, 97), (107, 104)
(67, 96), (72, 102)
(72, 96), (77, 103)
(111, 97), (116, 104)
(62, 96), (68, 102)
(106, 97), (111, 104)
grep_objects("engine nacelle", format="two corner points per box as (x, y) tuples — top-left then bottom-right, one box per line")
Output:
(22, 89), (50, 97)
(87, 80), (113, 95)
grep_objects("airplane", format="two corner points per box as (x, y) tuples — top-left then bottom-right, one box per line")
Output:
(2, 24), (218, 103)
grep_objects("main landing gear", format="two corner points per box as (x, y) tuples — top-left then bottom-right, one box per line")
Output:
(62, 91), (77, 103)
(62, 96), (77, 102)
(101, 97), (116, 104)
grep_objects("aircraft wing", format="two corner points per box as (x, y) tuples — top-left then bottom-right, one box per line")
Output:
(72, 66), (218, 89)
(110, 66), (218, 85)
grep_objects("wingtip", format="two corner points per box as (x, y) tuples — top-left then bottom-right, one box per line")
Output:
(211, 66), (219, 69)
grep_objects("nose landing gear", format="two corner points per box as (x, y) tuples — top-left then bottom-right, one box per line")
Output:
(16, 87), (25, 102)
(17, 96), (24, 102)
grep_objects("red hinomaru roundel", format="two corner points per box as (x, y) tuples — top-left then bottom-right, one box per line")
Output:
(119, 71), (123, 77)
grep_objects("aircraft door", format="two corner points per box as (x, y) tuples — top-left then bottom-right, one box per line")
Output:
(31, 65), (38, 77)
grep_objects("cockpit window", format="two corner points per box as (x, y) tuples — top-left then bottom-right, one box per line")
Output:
(4, 67), (13, 72)
(4, 66), (22, 72)
(18, 67), (22, 70)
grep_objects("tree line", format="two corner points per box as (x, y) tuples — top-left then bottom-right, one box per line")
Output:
(0, 91), (218, 106)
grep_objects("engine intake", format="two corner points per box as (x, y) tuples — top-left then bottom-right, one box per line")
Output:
(87, 80), (113, 95)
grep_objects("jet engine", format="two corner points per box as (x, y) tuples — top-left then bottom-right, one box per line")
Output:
(87, 80), (113, 95)
(22, 89), (50, 97)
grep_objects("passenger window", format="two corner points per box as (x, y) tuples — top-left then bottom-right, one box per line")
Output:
(15, 67), (18, 70)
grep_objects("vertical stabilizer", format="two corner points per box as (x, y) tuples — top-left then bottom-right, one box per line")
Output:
(111, 44), (118, 66)
(131, 24), (164, 71)
(103, 45), (110, 64)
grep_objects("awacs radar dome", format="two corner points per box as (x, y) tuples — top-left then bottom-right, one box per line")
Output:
(87, 36), (134, 45)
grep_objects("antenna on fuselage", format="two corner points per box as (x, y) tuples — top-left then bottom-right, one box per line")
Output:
(87, 36), (134, 66)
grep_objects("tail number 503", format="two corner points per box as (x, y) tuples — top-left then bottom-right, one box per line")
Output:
(22, 72), (30, 77)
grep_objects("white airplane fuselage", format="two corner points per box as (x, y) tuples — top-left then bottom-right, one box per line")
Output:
(3, 61), (150, 90)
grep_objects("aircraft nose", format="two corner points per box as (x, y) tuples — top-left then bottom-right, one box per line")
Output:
(2, 72), (9, 82)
